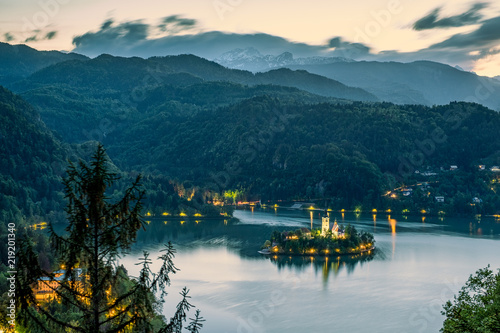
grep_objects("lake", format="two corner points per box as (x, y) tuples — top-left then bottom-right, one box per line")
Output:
(120, 209), (500, 333)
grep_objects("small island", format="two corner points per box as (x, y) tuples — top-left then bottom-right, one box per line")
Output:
(260, 215), (375, 256)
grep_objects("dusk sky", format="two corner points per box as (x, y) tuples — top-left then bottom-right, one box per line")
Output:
(1, 0), (500, 76)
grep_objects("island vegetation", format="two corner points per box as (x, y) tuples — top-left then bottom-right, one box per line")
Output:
(261, 223), (375, 256)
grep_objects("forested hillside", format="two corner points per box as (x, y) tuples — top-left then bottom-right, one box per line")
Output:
(6, 53), (375, 142)
(0, 48), (499, 219)
(0, 42), (88, 85)
(107, 96), (500, 213)
(0, 86), (225, 227)
(0, 86), (67, 223)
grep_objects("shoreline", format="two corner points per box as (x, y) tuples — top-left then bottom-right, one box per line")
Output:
(259, 246), (375, 257)
(235, 204), (498, 218)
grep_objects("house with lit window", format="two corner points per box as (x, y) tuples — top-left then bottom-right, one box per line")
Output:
(472, 197), (482, 204)
(402, 188), (413, 196)
(32, 268), (83, 301)
(435, 196), (445, 203)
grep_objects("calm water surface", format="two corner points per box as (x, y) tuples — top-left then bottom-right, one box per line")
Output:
(121, 209), (500, 333)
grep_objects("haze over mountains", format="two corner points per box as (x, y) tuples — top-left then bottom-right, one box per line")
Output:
(215, 48), (500, 110)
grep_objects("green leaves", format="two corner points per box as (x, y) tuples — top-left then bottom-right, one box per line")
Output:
(441, 265), (500, 333)
(186, 310), (205, 333)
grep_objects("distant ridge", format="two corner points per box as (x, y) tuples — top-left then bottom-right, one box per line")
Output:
(215, 47), (353, 72)
(9, 51), (377, 102)
(215, 48), (500, 111)
(0, 42), (88, 85)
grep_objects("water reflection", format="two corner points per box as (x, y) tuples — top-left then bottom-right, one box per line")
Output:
(133, 218), (235, 246)
(130, 210), (500, 255)
(116, 209), (500, 333)
(267, 252), (375, 285)
(388, 216), (397, 258)
(131, 214), (381, 272)
(388, 217), (397, 234)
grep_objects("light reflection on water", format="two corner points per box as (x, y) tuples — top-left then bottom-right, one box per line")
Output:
(120, 209), (500, 333)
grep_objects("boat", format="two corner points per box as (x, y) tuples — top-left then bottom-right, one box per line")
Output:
(258, 249), (272, 255)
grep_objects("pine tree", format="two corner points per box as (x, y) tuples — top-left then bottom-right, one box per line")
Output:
(17, 144), (203, 332)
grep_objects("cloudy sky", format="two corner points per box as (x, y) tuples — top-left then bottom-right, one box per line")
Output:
(1, 0), (500, 76)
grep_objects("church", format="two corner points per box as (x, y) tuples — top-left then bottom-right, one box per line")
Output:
(321, 214), (340, 238)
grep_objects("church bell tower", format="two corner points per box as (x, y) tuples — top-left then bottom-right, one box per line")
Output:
(321, 215), (330, 236)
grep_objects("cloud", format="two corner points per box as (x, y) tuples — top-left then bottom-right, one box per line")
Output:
(20, 29), (59, 43)
(157, 15), (197, 33)
(328, 37), (342, 48)
(73, 19), (149, 52)
(69, 14), (499, 75)
(3, 32), (14, 42)
(327, 36), (371, 58)
(45, 31), (57, 40)
(413, 2), (488, 30)
(73, 17), (204, 57)
(72, 17), (338, 59)
(429, 16), (500, 49)
(101, 19), (114, 30)
(25, 35), (38, 42)
(373, 16), (500, 73)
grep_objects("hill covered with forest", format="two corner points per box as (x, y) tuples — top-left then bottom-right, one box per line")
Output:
(0, 42), (88, 85)
(0, 85), (225, 227)
(0, 86), (68, 223)
(0, 47), (499, 221)
(106, 96), (500, 214)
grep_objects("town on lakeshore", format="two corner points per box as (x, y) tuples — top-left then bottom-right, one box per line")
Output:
(260, 214), (375, 256)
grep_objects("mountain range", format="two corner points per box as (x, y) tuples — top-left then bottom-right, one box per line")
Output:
(215, 48), (500, 110)
(214, 47), (353, 72)
(2, 42), (500, 110)
(0, 42), (499, 222)
(0, 42), (87, 85)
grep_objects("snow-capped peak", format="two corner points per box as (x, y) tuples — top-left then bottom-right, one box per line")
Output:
(213, 48), (353, 72)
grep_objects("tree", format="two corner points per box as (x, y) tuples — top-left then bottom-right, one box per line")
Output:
(17, 144), (203, 332)
(441, 265), (500, 333)
(223, 190), (240, 205)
